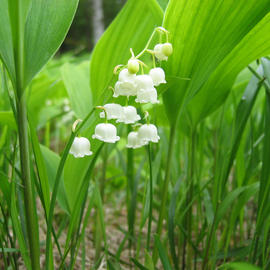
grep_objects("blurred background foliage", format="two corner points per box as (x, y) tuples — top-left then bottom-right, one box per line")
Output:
(61, 0), (169, 53)
(61, 0), (126, 52)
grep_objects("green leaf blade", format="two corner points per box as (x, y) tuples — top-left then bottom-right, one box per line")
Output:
(24, 0), (79, 87)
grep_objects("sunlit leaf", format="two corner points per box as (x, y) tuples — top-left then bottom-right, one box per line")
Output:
(23, 0), (79, 87)
(61, 61), (92, 119)
(162, 0), (270, 126)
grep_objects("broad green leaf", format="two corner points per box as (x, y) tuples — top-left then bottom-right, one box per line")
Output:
(64, 145), (103, 254)
(28, 72), (66, 127)
(90, 0), (163, 104)
(23, 0), (79, 87)
(0, 0), (15, 84)
(156, 0), (169, 10)
(188, 14), (270, 124)
(61, 62), (92, 119)
(0, 111), (16, 129)
(64, 153), (93, 211)
(162, 0), (270, 125)
(0, 0), (78, 88)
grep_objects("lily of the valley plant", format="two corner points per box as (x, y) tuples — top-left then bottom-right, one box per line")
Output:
(70, 26), (172, 157)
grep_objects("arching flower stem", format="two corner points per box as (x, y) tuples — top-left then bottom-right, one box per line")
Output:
(96, 106), (108, 123)
(144, 111), (150, 125)
(72, 119), (82, 133)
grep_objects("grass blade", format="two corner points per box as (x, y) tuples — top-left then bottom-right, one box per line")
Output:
(154, 234), (173, 270)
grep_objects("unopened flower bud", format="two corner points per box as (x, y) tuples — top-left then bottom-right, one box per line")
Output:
(162, 43), (173, 56)
(128, 59), (139, 74)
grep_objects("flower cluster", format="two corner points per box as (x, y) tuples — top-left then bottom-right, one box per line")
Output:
(70, 27), (172, 158)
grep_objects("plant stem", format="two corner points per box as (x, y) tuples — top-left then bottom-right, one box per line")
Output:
(126, 125), (135, 255)
(154, 124), (176, 262)
(95, 146), (107, 261)
(183, 128), (196, 269)
(100, 144), (108, 200)
(17, 94), (41, 270)
(13, 0), (41, 267)
(135, 30), (156, 59)
(146, 143), (153, 251)
(202, 203), (219, 270)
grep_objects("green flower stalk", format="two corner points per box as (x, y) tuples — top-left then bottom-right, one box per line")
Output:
(16, 88), (41, 270)
(14, 2), (41, 268)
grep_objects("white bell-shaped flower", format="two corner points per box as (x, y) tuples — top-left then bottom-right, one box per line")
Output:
(136, 75), (154, 90)
(119, 68), (136, 82)
(149, 68), (166, 86)
(113, 69), (137, 97)
(92, 123), (120, 143)
(138, 124), (160, 143)
(135, 87), (159, 104)
(154, 44), (168, 61)
(117, 106), (141, 124)
(113, 81), (137, 97)
(70, 137), (93, 158)
(126, 131), (146, 149)
(100, 103), (123, 120)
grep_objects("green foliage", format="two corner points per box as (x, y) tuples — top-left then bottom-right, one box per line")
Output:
(220, 262), (262, 270)
(156, 0), (169, 10)
(154, 234), (173, 270)
(162, 0), (270, 126)
(0, 111), (16, 129)
(0, 0), (78, 89)
(40, 145), (70, 213)
(1, 1), (270, 270)
(61, 62), (92, 119)
(0, 0), (15, 83)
